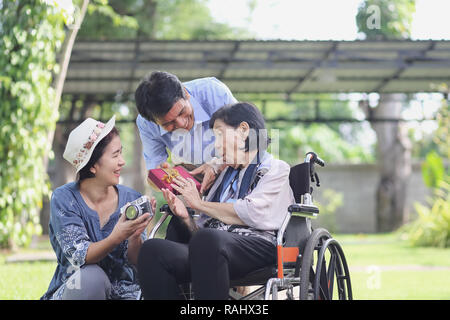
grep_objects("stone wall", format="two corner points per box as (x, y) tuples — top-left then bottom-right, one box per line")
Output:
(311, 162), (430, 233)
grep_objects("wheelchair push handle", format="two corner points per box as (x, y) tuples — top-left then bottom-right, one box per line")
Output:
(305, 152), (324, 188)
(305, 152), (325, 167)
(150, 202), (196, 240)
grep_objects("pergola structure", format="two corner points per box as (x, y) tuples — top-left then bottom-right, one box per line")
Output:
(60, 39), (449, 124)
(64, 39), (450, 95)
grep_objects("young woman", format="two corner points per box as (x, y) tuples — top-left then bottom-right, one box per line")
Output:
(41, 116), (155, 300)
(137, 102), (296, 300)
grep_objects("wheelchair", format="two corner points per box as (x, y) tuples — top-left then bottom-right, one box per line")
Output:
(147, 152), (352, 300)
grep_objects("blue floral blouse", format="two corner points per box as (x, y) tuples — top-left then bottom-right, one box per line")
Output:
(41, 182), (146, 300)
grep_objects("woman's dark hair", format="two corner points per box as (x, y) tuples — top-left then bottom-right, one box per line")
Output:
(134, 71), (186, 123)
(209, 102), (271, 152)
(77, 127), (119, 182)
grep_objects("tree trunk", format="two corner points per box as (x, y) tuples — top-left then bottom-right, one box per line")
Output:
(129, 0), (157, 194)
(45, 0), (89, 169)
(40, 1), (89, 234)
(40, 123), (77, 234)
(371, 93), (412, 232)
(132, 124), (146, 194)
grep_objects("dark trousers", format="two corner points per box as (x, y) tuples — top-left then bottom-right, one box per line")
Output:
(137, 217), (276, 300)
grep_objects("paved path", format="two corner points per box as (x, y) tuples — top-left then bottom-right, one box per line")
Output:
(350, 265), (450, 272)
(4, 251), (56, 263)
(4, 251), (450, 273)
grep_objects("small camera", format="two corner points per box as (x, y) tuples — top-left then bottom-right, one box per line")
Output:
(120, 195), (153, 220)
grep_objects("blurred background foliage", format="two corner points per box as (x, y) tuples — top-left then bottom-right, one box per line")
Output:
(403, 103), (449, 248)
(0, 0), (67, 247)
(77, 0), (254, 40)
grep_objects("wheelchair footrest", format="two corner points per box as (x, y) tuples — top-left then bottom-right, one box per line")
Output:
(288, 204), (319, 218)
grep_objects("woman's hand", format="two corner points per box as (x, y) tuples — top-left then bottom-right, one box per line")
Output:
(111, 208), (152, 244)
(86, 198), (154, 265)
(126, 197), (155, 266)
(171, 175), (203, 211)
(161, 188), (190, 220)
(128, 197), (157, 240)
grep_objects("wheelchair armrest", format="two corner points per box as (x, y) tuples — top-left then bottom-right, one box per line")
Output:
(148, 211), (170, 239)
(288, 203), (319, 219)
(148, 205), (196, 239)
(159, 204), (196, 216)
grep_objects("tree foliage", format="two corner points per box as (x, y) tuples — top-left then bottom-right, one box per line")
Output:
(404, 94), (449, 248)
(356, 0), (417, 232)
(274, 123), (374, 165)
(0, 0), (69, 247)
(240, 96), (376, 165)
(77, 0), (253, 40)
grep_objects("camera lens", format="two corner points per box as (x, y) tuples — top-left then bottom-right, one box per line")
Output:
(125, 205), (139, 220)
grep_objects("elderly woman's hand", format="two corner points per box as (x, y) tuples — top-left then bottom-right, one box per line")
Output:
(189, 163), (217, 193)
(171, 175), (203, 210)
(161, 188), (190, 220)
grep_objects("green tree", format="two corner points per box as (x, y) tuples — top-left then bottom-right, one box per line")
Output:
(356, 0), (416, 232)
(404, 100), (449, 248)
(0, 0), (68, 247)
(236, 94), (375, 165)
(77, 0), (253, 40)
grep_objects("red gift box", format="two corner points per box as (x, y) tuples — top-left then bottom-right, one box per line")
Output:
(147, 166), (201, 195)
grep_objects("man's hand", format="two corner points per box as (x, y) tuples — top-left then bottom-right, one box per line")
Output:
(189, 163), (218, 193)
(156, 162), (170, 169)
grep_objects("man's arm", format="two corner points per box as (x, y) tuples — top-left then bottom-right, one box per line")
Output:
(136, 115), (168, 169)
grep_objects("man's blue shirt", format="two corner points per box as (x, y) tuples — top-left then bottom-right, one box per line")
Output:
(136, 77), (237, 169)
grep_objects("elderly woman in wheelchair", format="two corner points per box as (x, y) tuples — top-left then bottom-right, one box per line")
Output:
(137, 101), (352, 300)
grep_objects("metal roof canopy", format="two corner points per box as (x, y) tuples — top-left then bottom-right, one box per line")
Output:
(63, 39), (450, 95)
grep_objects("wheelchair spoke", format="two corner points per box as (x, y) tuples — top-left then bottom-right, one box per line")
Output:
(327, 251), (337, 300)
(297, 228), (353, 300)
(318, 257), (329, 299)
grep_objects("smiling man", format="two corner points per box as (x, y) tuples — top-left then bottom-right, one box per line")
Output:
(135, 71), (237, 193)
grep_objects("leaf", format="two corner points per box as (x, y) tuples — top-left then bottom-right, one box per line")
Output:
(0, 0), (69, 248)
(421, 151), (445, 189)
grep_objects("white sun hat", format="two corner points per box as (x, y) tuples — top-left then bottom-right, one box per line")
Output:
(63, 115), (116, 173)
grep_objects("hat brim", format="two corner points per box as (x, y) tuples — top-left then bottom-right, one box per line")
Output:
(76, 115), (116, 173)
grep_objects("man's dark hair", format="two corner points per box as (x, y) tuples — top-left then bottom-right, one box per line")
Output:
(209, 102), (271, 152)
(77, 127), (119, 182)
(134, 71), (186, 123)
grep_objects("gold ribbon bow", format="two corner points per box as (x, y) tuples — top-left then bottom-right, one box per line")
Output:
(161, 167), (180, 184)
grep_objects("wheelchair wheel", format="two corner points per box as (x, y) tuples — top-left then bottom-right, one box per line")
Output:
(300, 228), (352, 300)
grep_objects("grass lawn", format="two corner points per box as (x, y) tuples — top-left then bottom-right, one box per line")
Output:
(0, 258), (55, 300)
(0, 237), (56, 300)
(0, 232), (449, 300)
(334, 233), (450, 299)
